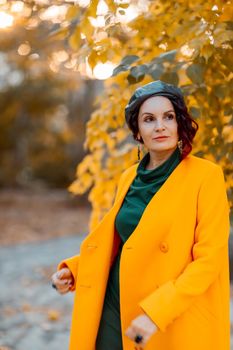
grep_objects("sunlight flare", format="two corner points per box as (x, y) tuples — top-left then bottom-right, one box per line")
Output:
(0, 11), (14, 28)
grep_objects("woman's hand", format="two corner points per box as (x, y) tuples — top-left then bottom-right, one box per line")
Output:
(125, 314), (158, 348)
(51, 267), (74, 294)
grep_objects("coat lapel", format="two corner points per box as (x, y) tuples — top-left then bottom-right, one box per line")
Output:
(88, 154), (190, 250)
(117, 155), (190, 245)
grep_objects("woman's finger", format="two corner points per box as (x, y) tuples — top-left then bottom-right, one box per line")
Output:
(54, 281), (72, 294)
(55, 278), (70, 286)
(57, 268), (72, 279)
(52, 271), (72, 284)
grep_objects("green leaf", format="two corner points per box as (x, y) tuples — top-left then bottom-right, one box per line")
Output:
(190, 107), (200, 118)
(127, 65), (148, 84)
(186, 63), (205, 84)
(112, 64), (129, 76)
(120, 55), (139, 66)
(130, 64), (148, 77)
(148, 63), (164, 80)
(160, 72), (179, 85)
(112, 55), (140, 76)
(213, 85), (228, 99)
(180, 83), (196, 97)
(127, 74), (144, 84)
(157, 49), (177, 63)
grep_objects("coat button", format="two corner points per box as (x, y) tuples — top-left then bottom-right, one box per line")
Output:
(87, 244), (98, 251)
(159, 242), (169, 253)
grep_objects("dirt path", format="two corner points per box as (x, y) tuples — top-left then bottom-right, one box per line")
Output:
(0, 189), (91, 246)
(0, 189), (90, 349)
(0, 235), (85, 350)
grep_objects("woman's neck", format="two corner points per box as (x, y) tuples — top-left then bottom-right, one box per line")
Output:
(145, 148), (177, 170)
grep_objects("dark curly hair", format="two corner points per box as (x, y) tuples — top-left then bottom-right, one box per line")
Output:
(127, 94), (199, 159)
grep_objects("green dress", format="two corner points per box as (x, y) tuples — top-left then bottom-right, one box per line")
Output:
(95, 146), (181, 350)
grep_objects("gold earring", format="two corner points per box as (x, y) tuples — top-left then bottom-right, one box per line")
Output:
(137, 143), (141, 161)
(177, 139), (183, 154)
(137, 136), (142, 161)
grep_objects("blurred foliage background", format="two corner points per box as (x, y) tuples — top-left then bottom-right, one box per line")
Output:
(0, 0), (103, 193)
(0, 0), (232, 229)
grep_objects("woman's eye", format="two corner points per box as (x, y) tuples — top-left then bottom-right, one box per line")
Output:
(144, 116), (153, 122)
(166, 114), (174, 119)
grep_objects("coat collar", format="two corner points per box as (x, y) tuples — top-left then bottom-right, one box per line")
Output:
(112, 154), (192, 245)
(116, 154), (191, 207)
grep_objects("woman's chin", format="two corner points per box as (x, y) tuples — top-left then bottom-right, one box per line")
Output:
(147, 144), (177, 153)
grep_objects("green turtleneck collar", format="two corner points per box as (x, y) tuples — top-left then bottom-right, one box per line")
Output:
(137, 146), (181, 183)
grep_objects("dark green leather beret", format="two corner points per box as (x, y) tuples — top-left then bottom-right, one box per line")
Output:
(125, 80), (185, 127)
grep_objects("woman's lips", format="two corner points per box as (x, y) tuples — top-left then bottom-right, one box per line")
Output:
(153, 136), (168, 141)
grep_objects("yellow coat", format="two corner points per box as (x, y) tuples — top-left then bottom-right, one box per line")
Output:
(58, 153), (230, 350)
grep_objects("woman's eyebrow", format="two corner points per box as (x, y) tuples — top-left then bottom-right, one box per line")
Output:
(141, 110), (175, 116)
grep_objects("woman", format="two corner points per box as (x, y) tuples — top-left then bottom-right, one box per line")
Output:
(51, 80), (230, 350)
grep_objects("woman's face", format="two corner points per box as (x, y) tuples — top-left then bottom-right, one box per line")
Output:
(137, 95), (179, 153)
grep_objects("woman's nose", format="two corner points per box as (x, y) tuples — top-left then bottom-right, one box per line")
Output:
(154, 120), (165, 131)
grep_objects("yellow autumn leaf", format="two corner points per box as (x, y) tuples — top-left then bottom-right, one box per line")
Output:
(69, 27), (81, 50)
(222, 125), (233, 143)
(66, 5), (80, 21)
(219, 3), (233, 22)
(47, 309), (60, 321)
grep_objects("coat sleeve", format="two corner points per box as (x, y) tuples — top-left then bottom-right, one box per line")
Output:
(56, 166), (133, 291)
(139, 164), (230, 332)
(57, 255), (80, 292)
